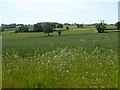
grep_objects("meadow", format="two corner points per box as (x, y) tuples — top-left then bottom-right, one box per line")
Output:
(2, 26), (119, 88)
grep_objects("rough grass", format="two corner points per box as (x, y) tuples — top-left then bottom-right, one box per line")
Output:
(2, 27), (118, 88)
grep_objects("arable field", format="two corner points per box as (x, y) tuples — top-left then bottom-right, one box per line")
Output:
(2, 27), (118, 88)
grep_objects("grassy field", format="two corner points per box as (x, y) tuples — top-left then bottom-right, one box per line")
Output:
(2, 26), (118, 88)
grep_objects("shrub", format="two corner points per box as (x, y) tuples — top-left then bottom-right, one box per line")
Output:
(66, 26), (69, 30)
(95, 23), (106, 33)
(115, 22), (120, 30)
(76, 24), (84, 28)
(15, 26), (29, 33)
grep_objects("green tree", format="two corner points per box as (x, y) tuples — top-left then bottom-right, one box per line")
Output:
(66, 26), (69, 30)
(1, 24), (4, 32)
(56, 24), (63, 29)
(115, 22), (120, 30)
(41, 22), (54, 36)
(95, 20), (106, 33)
(15, 26), (29, 33)
(33, 23), (43, 32)
(79, 24), (84, 28)
(50, 23), (57, 30)
(76, 24), (80, 28)
(58, 31), (61, 35)
(76, 24), (84, 28)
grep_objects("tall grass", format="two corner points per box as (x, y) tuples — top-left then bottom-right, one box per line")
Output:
(2, 29), (118, 88)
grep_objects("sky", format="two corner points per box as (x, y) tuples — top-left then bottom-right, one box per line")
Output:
(0, 0), (119, 24)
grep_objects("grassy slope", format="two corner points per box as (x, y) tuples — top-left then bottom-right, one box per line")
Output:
(2, 27), (118, 88)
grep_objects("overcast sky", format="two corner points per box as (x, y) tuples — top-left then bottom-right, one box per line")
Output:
(0, 0), (119, 24)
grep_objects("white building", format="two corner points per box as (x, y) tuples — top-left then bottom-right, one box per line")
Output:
(118, 1), (120, 21)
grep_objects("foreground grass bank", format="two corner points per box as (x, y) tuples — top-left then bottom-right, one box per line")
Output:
(2, 28), (118, 88)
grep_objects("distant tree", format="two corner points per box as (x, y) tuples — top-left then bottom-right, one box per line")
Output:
(41, 22), (54, 36)
(56, 24), (63, 29)
(115, 22), (120, 30)
(66, 26), (69, 30)
(58, 31), (61, 35)
(79, 24), (84, 28)
(50, 23), (57, 30)
(10, 23), (16, 28)
(76, 24), (84, 28)
(95, 20), (106, 33)
(15, 26), (29, 33)
(33, 23), (43, 32)
(64, 23), (70, 25)
(74, 23), (77, 25)
(1, 24), (4, 32)
(76, 24), (80, 28)
(19, 24), (24, 26)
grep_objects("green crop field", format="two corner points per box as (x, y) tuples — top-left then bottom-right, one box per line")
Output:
(2, 26), (119, 88)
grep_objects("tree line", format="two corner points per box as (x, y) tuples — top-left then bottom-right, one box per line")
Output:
(1, 21), (120, 34)
(15, 22), (65, 36)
